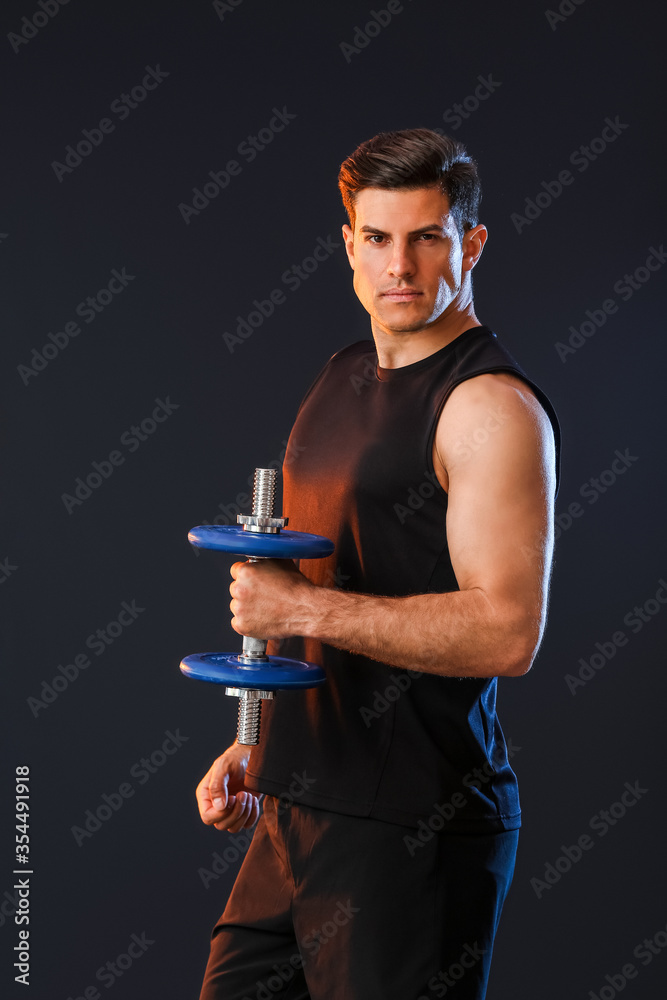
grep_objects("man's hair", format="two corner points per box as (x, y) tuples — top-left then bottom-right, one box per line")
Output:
(338, 128), (481, 239)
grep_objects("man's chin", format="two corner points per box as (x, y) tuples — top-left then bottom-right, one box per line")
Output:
(376, 316), (431, 334)
(373, 301), (438, 334)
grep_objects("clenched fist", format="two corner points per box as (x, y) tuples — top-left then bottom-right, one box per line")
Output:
(196, 742), (262, 833)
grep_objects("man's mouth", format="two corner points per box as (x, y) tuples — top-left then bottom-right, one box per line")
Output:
(381, 289), (422, 301)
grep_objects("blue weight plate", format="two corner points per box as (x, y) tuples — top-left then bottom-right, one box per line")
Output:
(180, 652), (326, 690)
(188, 524), (334, 559)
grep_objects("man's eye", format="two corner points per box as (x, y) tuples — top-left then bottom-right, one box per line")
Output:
(366, 235), (385, 243)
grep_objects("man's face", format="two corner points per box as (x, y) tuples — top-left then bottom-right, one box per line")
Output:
(342, 185), (483, 335)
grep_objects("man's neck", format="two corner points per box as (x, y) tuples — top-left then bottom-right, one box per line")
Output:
(371, 307), (483, 369)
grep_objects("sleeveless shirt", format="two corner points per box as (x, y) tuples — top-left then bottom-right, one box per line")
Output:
(244, 325), (561, 832)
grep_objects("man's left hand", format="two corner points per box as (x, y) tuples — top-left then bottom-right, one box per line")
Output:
(229, 559), (315, 639)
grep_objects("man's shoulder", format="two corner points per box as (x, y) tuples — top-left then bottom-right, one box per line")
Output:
(328, 340), (376, 363)
(293, 340), (376, 417)
(435, 371), (557, 487)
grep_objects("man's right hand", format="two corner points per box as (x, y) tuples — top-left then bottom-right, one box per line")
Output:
(196, 742), (263, 833)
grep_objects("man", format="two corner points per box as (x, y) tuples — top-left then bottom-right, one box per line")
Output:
(195, 128), (561, 999)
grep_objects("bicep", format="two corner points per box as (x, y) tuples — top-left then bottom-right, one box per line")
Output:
(439, 376), (556, 637)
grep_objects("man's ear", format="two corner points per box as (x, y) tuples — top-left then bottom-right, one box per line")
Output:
(342, 224), (355, 269)
(461, 224), (488, 273)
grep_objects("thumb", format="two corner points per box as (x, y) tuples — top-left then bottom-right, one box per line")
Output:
(209, 766), (234, 812)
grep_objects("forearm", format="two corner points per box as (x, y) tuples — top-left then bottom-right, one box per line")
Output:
(294, 584), (535, 678)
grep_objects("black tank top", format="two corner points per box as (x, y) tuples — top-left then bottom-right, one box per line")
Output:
(244, 325), (561, 832)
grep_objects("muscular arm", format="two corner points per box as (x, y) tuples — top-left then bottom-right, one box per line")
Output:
(230, 374), (556, 679)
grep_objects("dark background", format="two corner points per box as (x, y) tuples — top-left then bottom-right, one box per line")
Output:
(2, 0), (666, 997)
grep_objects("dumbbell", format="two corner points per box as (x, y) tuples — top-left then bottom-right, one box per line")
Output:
(180, 467), (334, 746)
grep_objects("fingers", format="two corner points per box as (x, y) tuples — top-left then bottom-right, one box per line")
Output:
(213, 792), (261, 833)
(196, 746), (261, 833)
(196, 780), (226, 826)
(229, 563), (249, 627)
(247, 794), (261, 828)
(196, 755), (233, 825)
(207, 760), (231, 808)
(229, 560), (248, 584)
(198, 780), (243, 830)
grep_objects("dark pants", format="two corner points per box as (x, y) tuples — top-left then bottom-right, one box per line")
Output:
(199, 796), (519, 1000)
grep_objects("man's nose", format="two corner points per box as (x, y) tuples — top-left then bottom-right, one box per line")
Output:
(387, 242), (415, 278)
